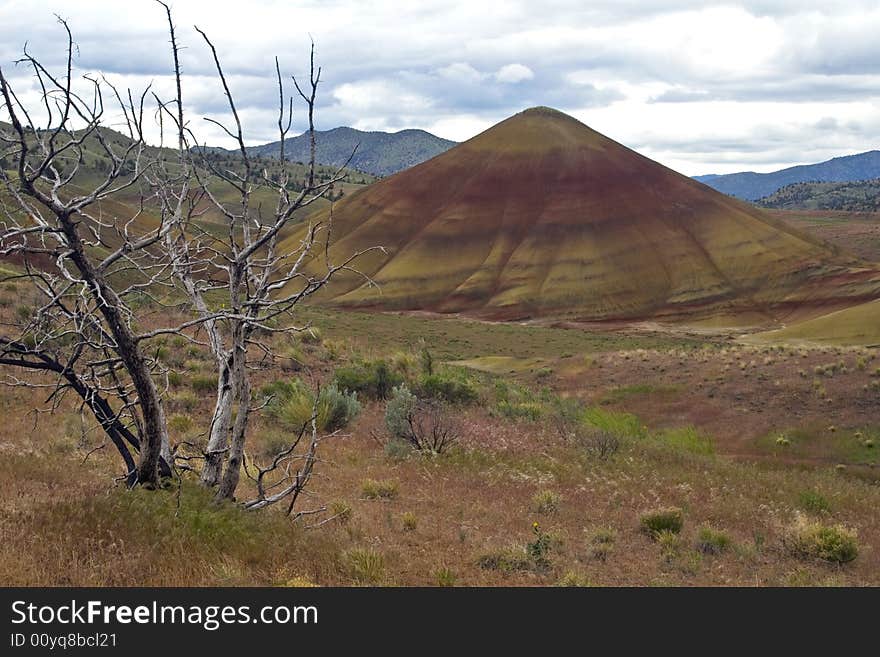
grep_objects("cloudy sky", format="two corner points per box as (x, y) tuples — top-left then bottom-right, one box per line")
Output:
(2, 0), (879, 175)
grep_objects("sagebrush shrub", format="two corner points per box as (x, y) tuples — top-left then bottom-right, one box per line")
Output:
(385, 385), (460, 454)
(415, 372), (478, 404)
(334, 360), (403, 400)
(266, 379), (360, 433)
(783, 515), (859, 564)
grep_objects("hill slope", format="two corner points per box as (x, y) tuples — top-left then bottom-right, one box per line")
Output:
(285, 107), (880, 324)
(745, 299), (880, 346)
(757, 179), (880, 211)
(245, 127), (456, 177)
(695, 150), (880, 201)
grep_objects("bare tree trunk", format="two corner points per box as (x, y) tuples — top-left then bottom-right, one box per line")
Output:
(59, 216), (168, 487)
(215, 334), (250, 501)
(200, 356), (234, 486)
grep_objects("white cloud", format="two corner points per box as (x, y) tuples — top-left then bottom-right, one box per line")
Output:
(436, 62), (486, 83)
(495, 63), (534, 83)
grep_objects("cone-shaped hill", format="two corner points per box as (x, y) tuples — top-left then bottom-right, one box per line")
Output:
(285, 107), (880, 323)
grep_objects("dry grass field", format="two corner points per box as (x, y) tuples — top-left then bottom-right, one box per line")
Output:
(1, 286), (878, 587)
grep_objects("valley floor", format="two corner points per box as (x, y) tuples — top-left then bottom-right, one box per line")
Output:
(1, 302), (879, 587)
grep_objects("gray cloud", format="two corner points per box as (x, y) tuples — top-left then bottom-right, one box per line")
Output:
(1, 1), (879, 174)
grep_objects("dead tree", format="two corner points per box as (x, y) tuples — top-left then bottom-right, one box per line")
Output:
(0, 20), (174, 486)
(1, 7), (379, 511)
(145, 5), (381, 504)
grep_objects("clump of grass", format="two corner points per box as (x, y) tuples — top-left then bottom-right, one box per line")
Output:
(258, 431), (292, 459)
(265, 379), (361, 433)
(531, 489), (560, 514)
(583, 406), (646, 439)
(476, 548), (532, 573)
(344, 548), (385, 584)
(361, 478), (399, 500)
(299, 326), (323, 345)
(167, 414), (193, 435)
(282, 575), (318, 588)
(556, 571), (592, 587)
(782, 515), (858, 564)
(656, 529), (683, 562)
(695, 525), (731, 555)
(321, 339), (345, 361)
(390, 351), (417, 375)
(190, 375), (215, 392)
(640, 507), (684, 539)
(495, 400), (542, 421)
(168, 391), (198, 412)
(434, 567), (457, 587)
(798, 489), (831, 514)
(587, 527), (616, 561)
(329, 500), (352, 524)
(655, 426), (714, 456)
(401, 511), (417, 532)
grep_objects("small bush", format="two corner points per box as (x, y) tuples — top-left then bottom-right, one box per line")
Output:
(344, 548), (385, 584)
(577, 430), (620, 460)
(419, 346), (434, 376)
(361, 478), (399, 500)
(334, 360), (403, 400)
(401, 511), (417, 532)
(798, 490), (831, 514)
(640, 507), (684, 538)
(384, 437), (413, 461)
(526, 522), (553, 570)
(167, 371), (184, 388)
(385, 385), (460, 454)
(783, 516), (859, 564)
(695, 525), (731, 555)
(416, 372), (478, 405)
(267, 379), (361, 433)
(531, 490), (560, 514)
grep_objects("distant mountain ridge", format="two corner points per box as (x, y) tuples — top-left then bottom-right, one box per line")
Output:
(244, 126), (457, 177)
(695, 150), (880, 201)
(757, 178), (880, 211)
